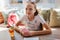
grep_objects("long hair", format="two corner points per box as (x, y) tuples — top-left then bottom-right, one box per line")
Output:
(30, 2), (38, 16)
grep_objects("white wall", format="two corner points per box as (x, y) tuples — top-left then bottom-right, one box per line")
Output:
(0, 0), (10, 11)
(37, 0), (60, 8)
(0, 0), (5, 11)
(0, 0), (60, 11)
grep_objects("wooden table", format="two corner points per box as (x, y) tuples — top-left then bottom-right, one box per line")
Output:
(40, 28), (60, 40)
(14, 28), (60, 40)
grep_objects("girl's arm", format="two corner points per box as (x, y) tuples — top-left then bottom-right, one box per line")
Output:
(29, 23), (52, 36)
(21, 23), (52, 37)
(14, 21), (31, 36)
(14, 23), (52, 37)
(16, 21), (22, 26)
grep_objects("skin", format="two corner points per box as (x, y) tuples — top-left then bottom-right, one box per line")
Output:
(14, 3), (52, 37)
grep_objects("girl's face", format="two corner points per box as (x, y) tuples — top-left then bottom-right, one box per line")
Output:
(26, 3), (36, 16)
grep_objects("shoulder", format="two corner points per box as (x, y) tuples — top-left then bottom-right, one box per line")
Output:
(35, 14), (43, 19)
(36, 14), (46, 24)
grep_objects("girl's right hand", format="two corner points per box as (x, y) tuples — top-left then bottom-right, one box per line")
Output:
(20, 28), (30, 36)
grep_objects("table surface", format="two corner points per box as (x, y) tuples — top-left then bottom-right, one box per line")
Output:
(0, 27), (11, 40)
(0, 28), (60, 40)
(40, 28), (60, 40)
(12, 28), (60, 40)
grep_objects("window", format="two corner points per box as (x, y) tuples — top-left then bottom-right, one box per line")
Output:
(18, 0), (22, 3)
(10, 0), (23, 4)
(48, 0), (55, 3)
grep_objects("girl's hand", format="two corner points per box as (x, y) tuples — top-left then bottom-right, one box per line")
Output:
(20, 28), (30, 36)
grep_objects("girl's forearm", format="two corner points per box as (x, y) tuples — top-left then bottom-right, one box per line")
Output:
(30, 29), (52, 36)
(14, 27), (51, 37)
(14, 27), (20, 33)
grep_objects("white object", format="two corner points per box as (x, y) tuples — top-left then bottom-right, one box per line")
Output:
(14, 31), (24, 40)
(0, 24), (7, 28)
(20, 15), (46, 31)
(14, 31), (39, 40)
(0, 27), (11, 40)
(24, 37), (39, 40)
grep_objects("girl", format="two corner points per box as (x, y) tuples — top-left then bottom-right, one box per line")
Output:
(14, 2), (51, 37)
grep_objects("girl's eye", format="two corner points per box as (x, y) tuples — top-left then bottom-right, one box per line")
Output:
(26, 8), (27, 10)
(29, 8), (33, 11)
(26, 8), (33, 11)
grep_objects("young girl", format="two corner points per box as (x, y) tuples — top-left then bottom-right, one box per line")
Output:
(14, 2), (51, 37)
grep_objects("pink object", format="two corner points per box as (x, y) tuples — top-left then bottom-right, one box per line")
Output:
(21, 28), (30, 35)
(22, 28), (29, 32)
(7, 12), (19, 27)
(19, 25), (29, 35)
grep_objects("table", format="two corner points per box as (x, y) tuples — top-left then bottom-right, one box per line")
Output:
(40, 28), (60, 40)
(14, 28), (60, 40)
(0, 27), (11, 40)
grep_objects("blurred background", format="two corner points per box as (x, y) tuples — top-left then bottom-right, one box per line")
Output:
(0, 0), (60, 27)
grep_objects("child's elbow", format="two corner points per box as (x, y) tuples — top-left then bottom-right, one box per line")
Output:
(48, 30), (52, 34)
